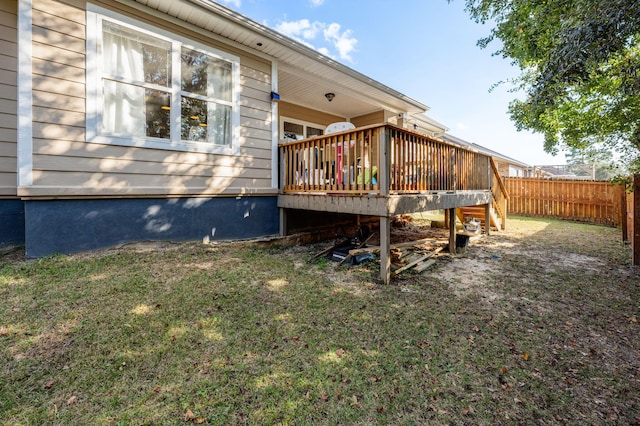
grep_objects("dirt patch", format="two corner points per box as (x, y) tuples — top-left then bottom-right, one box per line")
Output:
(0, 246), (26, 265)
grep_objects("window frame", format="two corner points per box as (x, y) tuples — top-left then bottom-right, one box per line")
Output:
(280, 117), (324, 142)
(86, 7), (241, 155)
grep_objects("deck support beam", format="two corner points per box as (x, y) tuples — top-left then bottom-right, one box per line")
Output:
(448, 207), (456, 255)
(279, 208), (287, 237)
(485, 203), (491, 235)
(380, 216), (391, 285)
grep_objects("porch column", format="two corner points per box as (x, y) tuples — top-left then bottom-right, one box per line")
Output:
(448, 207), (456, 255)
(380, 216), (391, 285)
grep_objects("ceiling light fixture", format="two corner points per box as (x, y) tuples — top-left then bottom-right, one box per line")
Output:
(324, 92), (335, 102)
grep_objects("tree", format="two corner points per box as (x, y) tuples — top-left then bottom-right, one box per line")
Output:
(459, 0), (640, 172)
(565, 146), (624, 180)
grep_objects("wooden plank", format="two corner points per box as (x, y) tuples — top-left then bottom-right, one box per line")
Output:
(392, 246), (443, 276)
(414, 259), (436, 272)
(335, 232), (375, 267)
(485, 203), (491, 235)
(348, 237), (442, 256)
(380, 216), (391, 285)
(449, 207), (456, 254)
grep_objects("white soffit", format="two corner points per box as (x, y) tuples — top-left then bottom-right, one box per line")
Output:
(129, 0), (428, 116)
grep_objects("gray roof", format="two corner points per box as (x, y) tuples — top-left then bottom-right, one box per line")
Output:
(442, 134), (531, 168)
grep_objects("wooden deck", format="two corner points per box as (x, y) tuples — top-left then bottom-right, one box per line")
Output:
(278, 123), (508, 283)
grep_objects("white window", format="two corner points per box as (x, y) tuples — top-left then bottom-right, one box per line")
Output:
(281, 117), (324, 141)
(87, 9), (240, 154)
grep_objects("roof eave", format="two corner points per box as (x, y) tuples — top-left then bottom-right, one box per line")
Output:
(183, 0), (429, 113)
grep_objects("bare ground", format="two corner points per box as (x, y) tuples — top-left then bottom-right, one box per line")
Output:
(305, 215), (640, 423)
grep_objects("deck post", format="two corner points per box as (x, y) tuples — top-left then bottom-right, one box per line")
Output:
(379, 127), (392, 284)
(380, 216), (391, 284)
(448, 207), (456, 254)
(502, 198), (507, 231)
(485, 203), (491, 235)
(378, 127), (390, 197)
(620, 184), (628, 242)
(279, 208), (287, 237)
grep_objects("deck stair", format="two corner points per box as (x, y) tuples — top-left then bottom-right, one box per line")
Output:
(457, 206), (501, 231)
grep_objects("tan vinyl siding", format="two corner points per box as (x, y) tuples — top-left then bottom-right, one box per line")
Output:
(351, 110), (386, 128)
(24, 0), (275, 198)
(0, 0), (17, 197)
(278, 102), (345, 128)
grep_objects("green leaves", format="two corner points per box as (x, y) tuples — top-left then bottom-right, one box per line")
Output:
(460, 0), (640, 171)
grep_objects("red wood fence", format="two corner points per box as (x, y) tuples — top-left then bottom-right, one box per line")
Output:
(503, 177), (625, 227)
(505, 175), (640, 265)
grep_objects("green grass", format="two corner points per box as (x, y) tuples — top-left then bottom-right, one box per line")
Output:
(1, 217), (639, 425)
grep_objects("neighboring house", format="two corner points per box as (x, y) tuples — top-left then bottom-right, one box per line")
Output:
(1, 0), (439, 256)
(442, 134), (531, 177)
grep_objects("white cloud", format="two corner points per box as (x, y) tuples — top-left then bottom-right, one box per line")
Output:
(219, 0), (241, 8)
(310, 0), (325, 6)
(274, 19), (357, 62)
(323, 23), (357, 61)
(275, 19), (323, 40)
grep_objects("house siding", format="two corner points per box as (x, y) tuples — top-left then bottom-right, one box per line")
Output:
(0, 1), (23, 248)
(23, 0), (276, 198)
(351, 110), (385, 128)
(278, 102), (344, 129)
(0, 0), (17, 198)
(16, 0), (280, 256)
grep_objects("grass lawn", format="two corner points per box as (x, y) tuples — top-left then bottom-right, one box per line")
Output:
(1, 216), (639, 425)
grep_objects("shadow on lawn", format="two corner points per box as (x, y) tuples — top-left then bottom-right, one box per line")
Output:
(1, 217), (638, 424)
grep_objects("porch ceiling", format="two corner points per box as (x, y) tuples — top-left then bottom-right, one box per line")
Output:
(129, 0), (429, 117)
(278, 68), (385, 119)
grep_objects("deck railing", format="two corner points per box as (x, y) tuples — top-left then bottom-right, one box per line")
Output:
(280, 123), (493, 195)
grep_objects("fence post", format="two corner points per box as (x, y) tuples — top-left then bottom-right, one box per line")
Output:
(633, 174), (640, 265)
(620, 184), (628, 242)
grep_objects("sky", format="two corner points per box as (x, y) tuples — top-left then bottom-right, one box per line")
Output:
(217, 0), (566, 166)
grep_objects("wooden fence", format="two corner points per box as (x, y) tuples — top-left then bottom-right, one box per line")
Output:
(630, 174), (640, 265)
(504, 175), (640, 266)
(503, 177), (625, 227)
